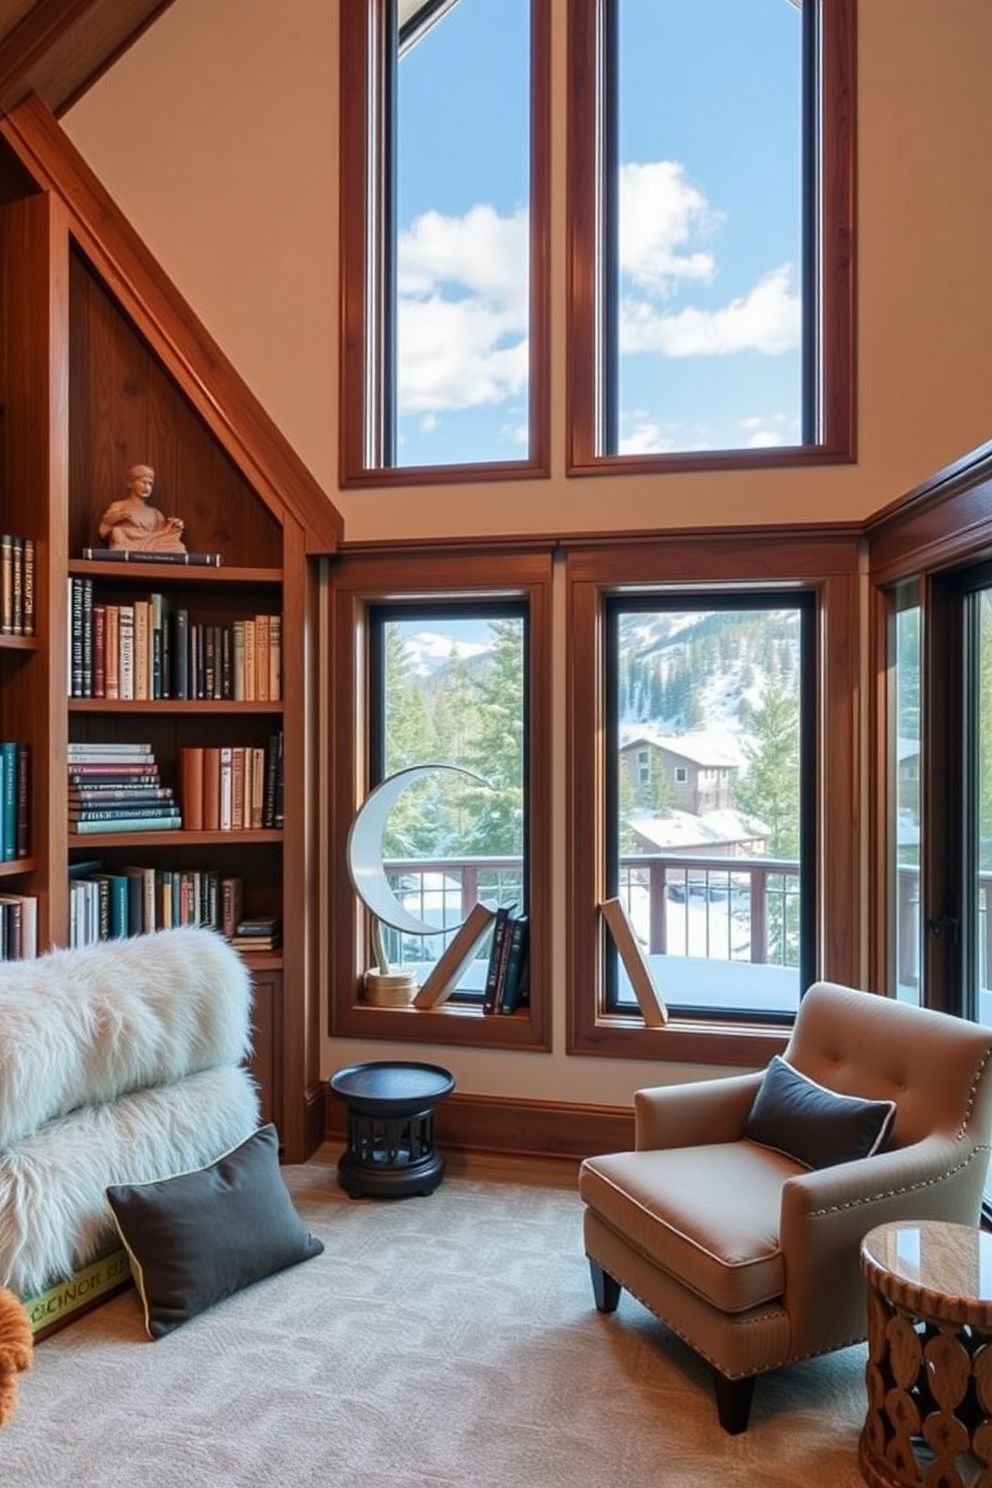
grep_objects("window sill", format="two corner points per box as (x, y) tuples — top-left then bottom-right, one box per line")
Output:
(333, 998), (551, 1053)
(570, 1016), (791, 1067)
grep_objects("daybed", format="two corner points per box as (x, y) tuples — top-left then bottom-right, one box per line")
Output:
(0, 927), (260, 1300)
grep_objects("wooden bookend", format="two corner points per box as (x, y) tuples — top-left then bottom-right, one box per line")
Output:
(600, 898), (668, 1027)
(414, 902), (497, 1009)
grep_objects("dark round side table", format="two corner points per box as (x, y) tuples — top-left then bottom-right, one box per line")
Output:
(329, 1060), (456, 1198)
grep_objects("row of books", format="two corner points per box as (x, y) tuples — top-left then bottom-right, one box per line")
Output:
(0, 740), (29, 860)
(67, 743), (180, 834)
(0, 534), (35, 636)
(412, 900), (529, 1013)
(0, 892), (38, 960)
(68, 578), (282, 701)
(180, 737), (284, 831)
(68, 864), (248, 946)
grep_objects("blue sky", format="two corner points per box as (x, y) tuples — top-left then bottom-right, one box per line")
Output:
(395, 0), (802, 466)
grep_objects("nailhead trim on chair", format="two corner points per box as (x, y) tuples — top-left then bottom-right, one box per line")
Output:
(807, 1145), (990, 1217)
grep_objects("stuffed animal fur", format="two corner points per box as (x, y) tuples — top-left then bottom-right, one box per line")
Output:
(0, 1287), (32, 1425)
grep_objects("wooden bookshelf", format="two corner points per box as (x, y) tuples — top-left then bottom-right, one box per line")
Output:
(0, 92), (342, 1162)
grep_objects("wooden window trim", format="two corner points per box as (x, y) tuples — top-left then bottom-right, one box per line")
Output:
(566, 0), (857, 476)
(328, 547), (553, 1050)
(565, 533), (861, 1064)
(338, 0), (550, 487)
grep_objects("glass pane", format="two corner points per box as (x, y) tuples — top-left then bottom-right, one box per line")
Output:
(611, 602), (806, 1016)
(893, 604), (922, 1005)
(394, 0), (531, 466)
(973, 589), (992, 1029)
(376, 610), (526, 988)
(613, 0), (803, 455)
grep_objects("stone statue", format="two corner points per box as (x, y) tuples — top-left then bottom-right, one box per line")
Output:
(97, 464), (186, 553)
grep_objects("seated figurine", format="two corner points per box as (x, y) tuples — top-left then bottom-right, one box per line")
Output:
(98, 464), (186, 554)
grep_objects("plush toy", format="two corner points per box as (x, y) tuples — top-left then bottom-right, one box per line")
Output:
(0, 1289), (32, 1425)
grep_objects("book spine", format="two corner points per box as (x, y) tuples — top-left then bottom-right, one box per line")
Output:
(105, 604), (120, 700)
(232, 620), (245, 701)
(219, 746), (233, 830)
(255, 615), (270, 702)
(69, 804), (180, 821)
(70, 578), (84, 697)
(80, 577), (93, 696)
(202, 747), (221, 831)
(79, 549), (223, 566)
(22, 538), (34, 637)
(221, 876), (244, 939)
(0, 536), (13, 634)
(11, 537), (23, 636)
(133, 599), (149, 700)
(118, 604), (134, 700)
(482, 904), (515, 1015)
(268, 614), (282, 702)
(172, 608), (189, 700)
(243, 619), (257, 701)
(231, 746), (246, 831)
(92, 603), (106, 698)
(15, 744), (29, 859)
(70, 816), (182, 834)
(499, 916), (529, 1014)
(1, 741), (17, 862)
(181, 746), (204, 832)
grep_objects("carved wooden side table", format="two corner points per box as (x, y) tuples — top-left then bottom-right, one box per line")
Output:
(859, 1220), (992, 1488)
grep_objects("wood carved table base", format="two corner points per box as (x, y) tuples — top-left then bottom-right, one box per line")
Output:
(860, 1285), (992, 1488)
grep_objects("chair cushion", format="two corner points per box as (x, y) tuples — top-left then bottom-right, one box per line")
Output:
(579, 1142), (802, 1313)
(743, 1054), (896, 1169)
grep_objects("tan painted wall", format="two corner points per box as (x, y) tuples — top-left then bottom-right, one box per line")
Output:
(60, 0), (992, 1107)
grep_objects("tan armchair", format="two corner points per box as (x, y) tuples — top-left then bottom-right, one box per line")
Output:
(579, 981), (992, 1433)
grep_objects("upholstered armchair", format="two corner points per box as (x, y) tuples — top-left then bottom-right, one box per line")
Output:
(579, 981), (992, 1433)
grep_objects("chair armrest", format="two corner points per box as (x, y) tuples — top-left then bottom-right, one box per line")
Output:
(634, 1072), (764, 1150)
(777, 1135), (989, 1356)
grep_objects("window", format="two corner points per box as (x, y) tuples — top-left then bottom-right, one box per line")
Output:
(328, 550), (552, 1050)
(604, 594), (814, 1019)
(567, 0), (855, 472)
(567, 537), (860, 1064)
(339, 0), (549, 482)
(368, 601), (528, 994)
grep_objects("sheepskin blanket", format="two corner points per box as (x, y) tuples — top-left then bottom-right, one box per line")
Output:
(0, 1064), (260, 1297)
(0, 927), (252, 1148)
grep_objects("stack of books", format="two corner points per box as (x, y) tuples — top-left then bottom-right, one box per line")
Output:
(481, 903), (530, 1015)
(67, 743), (181, 833)
(232, 916), (282, 952)
(0, 892), (37, 959)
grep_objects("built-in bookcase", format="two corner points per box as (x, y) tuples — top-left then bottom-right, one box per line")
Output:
(0, 93), (341, 1161)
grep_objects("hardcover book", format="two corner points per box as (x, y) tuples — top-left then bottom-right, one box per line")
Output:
(79, 548), (223, 566)
(601, 898), (668, 1027)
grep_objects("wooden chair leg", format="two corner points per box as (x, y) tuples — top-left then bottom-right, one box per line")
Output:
(588, 1259), (621, 1313)
(712, 1369), (755, 1434)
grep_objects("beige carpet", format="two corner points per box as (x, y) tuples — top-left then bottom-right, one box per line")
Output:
(0, 1147), (867, 1487)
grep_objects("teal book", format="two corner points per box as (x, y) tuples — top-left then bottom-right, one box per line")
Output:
(70, 816), (181, 835)
(1, 740), (17, 861)
(498, 915), (530, 1014)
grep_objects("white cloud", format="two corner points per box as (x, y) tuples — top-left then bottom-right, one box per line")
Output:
(619, 160), (719, 291)
(396, 203), (529, 413)
(618, 416), (677, 455)
(621, 264), (800, 357)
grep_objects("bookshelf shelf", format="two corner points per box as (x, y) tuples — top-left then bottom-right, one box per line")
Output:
(0, 93), (343, 1161)
(67, 829), (284, 848)
(68, 699), (285, 716)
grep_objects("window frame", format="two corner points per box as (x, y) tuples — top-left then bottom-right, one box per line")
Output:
(566, 0), (857, 475)
(338, 0), (551, 486)
(566, 533), (861, 1064)
(328, 547), (553, 1050)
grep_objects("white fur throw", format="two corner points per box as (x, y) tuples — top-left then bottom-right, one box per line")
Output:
(0, 1064), (261, 1296)
(0, 927), (252, 1148)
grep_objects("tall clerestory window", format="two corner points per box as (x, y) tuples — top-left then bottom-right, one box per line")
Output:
(339, 0), (549, 482)
(567, 0), (854, 470)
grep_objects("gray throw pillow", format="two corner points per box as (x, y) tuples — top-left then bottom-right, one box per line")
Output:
(106, 1123), (323, 1338)
(744, 1054), (896, 1169)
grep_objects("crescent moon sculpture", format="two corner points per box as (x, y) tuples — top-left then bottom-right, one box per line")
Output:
(346, 763), (489, 949)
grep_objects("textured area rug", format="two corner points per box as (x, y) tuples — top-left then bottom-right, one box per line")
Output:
(0, 1148), (867, 1487)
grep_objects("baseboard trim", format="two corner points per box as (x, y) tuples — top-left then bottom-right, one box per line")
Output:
(324, 1089), (634, 1162)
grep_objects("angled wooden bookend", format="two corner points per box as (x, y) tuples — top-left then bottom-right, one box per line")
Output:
(601, 898), (668, 1027)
